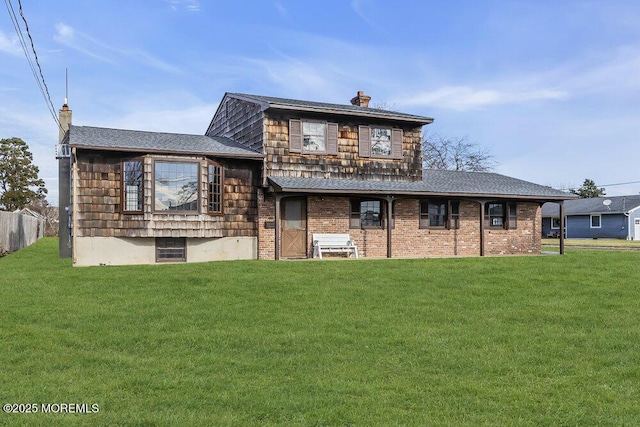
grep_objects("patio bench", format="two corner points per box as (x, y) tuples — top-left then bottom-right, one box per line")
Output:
(312, 233), (359, 259)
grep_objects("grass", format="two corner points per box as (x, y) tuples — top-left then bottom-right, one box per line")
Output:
(1, 238), (639, 426)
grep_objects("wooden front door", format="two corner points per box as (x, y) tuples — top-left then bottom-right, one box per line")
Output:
(281, 197), (307, 258)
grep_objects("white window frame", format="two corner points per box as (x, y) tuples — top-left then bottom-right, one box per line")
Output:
(551, 217), (560, 229)
(302, 120), (327, 154)
(590, 214), (602, 228)
(370, 127), (392, 157)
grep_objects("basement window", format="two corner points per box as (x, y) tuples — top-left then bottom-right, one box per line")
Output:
(156, 238), (186, 262)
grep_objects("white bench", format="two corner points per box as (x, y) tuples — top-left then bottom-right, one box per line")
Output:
(312, 233), (359, 259)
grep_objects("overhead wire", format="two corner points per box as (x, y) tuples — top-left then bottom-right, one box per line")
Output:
(4, 0), (63, 132)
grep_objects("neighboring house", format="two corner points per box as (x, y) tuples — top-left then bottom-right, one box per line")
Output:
(542, 196), (640, 240)
(57, 91), (573, 266)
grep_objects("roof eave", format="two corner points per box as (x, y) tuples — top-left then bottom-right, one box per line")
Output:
(227, 93), (434, 124)
(269, 181), (573, 200)
(70, 144), (264, 159)
(267, 104), (434, 125)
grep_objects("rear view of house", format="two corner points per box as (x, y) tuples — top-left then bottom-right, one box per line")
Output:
(57, 91), (573, 266)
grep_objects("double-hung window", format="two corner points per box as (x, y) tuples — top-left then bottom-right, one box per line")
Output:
(358, 126), (403, 159)
(485, 202), (517, 229)
(154, 161), (199, 212)
(350, 199), (382, 228)
(122, 160), (143, 213)
(419, 199), (460, 229)
(289, 119), (338, 155)
(590, 214), (601, 228)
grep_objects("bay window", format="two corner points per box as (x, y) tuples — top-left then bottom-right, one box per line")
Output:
(154, 161), (199, 212)
(122, 160), (143, 213)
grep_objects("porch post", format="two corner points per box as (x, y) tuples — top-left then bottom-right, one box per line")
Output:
(479, 200), (486, 256)
(559, 201), (565, 255)
(275, 193), (282, 260)
(386, 196), (394, 258)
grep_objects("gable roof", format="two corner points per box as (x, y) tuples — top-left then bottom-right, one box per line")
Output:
(269, 170), (574, 201)
(67, 125), (263, 159)
(225, 92), (434, 125)
(542, 195), (640, 216)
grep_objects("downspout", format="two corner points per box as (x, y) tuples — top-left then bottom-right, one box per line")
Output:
(559, 201), (565, 255)
(479, 200), (486, 256)
(274, 193), (282, 260)
(386, 196), (394, 258)
(71, 147), (79, 264)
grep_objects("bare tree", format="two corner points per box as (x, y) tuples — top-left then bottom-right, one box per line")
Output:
(422, 132), (497, 172)
(27, 198), (59, 237)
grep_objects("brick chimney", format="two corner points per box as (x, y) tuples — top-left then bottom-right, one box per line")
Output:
(350, 90), (371, 108)
(58, 100), (72, 143)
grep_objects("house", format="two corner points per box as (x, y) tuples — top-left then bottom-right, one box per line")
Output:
(542, 196), (640, 240)
(57, 91), (573, 266)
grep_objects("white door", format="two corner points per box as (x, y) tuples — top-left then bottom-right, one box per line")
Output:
(635, 218), (640, 240)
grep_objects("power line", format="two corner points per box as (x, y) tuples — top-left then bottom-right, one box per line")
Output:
(600, 180), (640, 187)
(557, 180), (640, 192)
(4, 0), (63, 132)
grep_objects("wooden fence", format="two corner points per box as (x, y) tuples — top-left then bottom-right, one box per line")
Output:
(0, 211), (45, 253)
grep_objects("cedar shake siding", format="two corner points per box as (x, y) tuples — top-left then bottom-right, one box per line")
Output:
(206, 96), (265, 152)
(74, 150), (259, 239)
(263, 113), (424, 182)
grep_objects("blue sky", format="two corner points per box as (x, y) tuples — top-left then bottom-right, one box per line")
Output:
(2, 0), (640, 204)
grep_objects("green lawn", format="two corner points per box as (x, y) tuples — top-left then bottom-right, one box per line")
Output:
(1, 238), (639, 426)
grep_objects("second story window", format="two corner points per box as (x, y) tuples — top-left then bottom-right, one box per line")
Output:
(154, 161), (199, 212)
(289, 119), (338, 155)
(358, 126), (403, 159)
(371, 127), (392, 156)
(303, 121), (326, 152)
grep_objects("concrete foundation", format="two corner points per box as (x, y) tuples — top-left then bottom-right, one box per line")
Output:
(73, 236), (257, 266)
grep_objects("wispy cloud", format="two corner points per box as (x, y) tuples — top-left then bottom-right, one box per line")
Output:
(274, 2), (289, 19)
(54, 22), (183, 74)
(350, 0), (381, 31)
(397, 86), (567, 111)
(166, 0), (201, 12)
(0, 30), (22, 56)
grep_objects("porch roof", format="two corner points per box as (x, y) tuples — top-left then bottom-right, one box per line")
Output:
(68, 125), (264, 159)
(268, 170), (575, 201)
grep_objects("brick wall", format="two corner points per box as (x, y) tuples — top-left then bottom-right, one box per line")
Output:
(258, 195), (542, 259)
(257, 188), (276, 259)
(484, 203), (541, 255)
